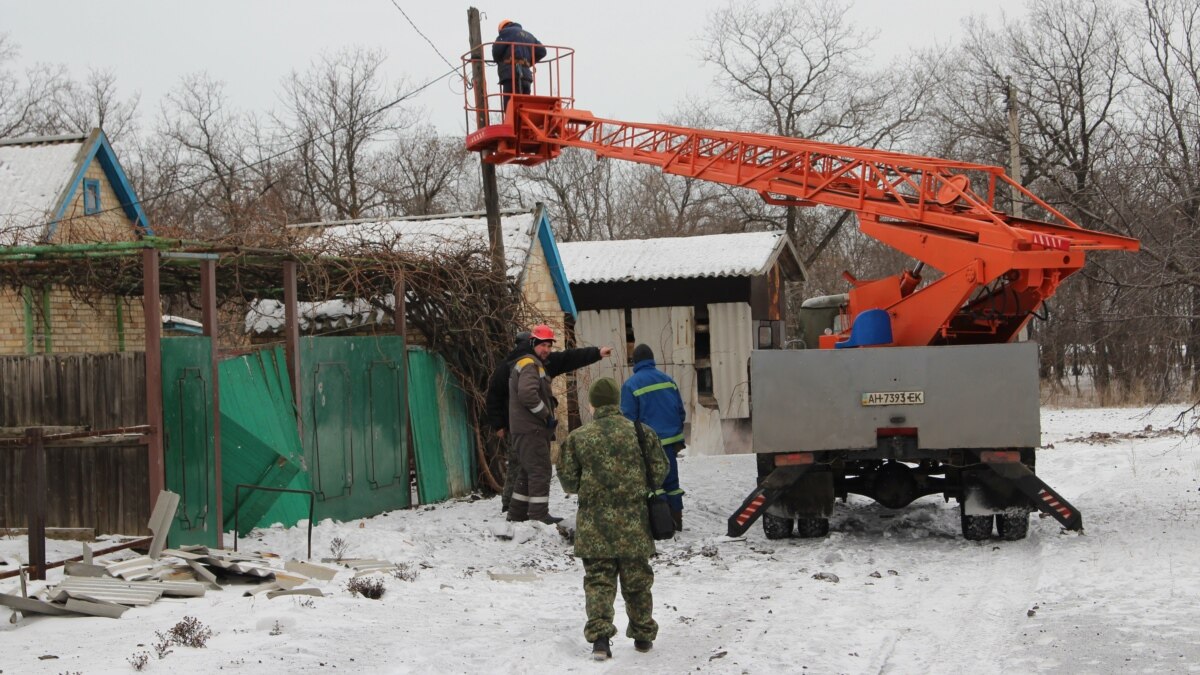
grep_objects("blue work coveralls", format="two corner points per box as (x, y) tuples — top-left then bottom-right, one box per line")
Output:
(620, 358), (686, 512)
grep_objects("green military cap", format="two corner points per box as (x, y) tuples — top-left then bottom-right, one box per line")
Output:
(589, 377), (620, 407)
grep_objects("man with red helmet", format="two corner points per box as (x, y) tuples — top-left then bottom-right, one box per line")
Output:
(486, 328), (613, 514)
(507, 324), (571, 523)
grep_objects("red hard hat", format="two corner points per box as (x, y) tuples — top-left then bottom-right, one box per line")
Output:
(498, 19), (513, 32)
(530, 324), (556, 343)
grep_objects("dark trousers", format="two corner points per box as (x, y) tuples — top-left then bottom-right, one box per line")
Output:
(508, 432), (551, 520)
(499, 78), (532, 110)
(582, 558), (657, 642)
(663, 442), (684, 512)
(501, 435), (517, 509)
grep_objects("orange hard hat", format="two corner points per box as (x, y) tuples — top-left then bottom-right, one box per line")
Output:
(498, 19), (513, 32)
(530, 324), (556, 343)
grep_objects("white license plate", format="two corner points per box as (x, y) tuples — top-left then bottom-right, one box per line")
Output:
(861, 391), (925, 406)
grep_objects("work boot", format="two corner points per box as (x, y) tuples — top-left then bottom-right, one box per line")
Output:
(671, 510), (683, 532)
(634, 639), (653, 653)
(501, 501), (509, 514)
(507, 514), (528, 522)
(538, 515), (563, 525)
(591, 638), (612, 661)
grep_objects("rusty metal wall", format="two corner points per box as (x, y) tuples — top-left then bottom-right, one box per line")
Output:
(708, 302), (753, 419)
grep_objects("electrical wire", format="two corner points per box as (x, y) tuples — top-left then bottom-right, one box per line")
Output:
(19, 65), (460, 237)
(386, 0), (461, 75)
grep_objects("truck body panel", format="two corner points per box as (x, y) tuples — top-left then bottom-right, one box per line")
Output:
(751, 343), (1040, 453)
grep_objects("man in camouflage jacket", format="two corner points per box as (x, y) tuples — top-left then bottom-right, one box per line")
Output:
(558, 377), (669, 660)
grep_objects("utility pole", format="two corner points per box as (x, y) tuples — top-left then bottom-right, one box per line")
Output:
(468, 7), (506, 277)
(1006, 76), (1023, 219)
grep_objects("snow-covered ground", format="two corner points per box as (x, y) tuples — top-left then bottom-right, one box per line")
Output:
(3, 405), (1199, 674)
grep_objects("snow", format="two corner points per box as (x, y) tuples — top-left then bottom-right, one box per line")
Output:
(0, 136), (85, 246)
(558, 231), (792, 283)
(310, 213), (538, 280)
(3, 405), (1199, 673)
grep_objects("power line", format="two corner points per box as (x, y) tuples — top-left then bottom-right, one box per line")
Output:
(387, 0), (461, 75)
(24, 65), (459, 236)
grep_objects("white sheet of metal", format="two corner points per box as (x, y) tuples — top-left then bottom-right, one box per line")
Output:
(575, 309), (627, 422)
(708, 302), (753, 419)
(632, 307), (674, 364)
(631, 306), (695, 424)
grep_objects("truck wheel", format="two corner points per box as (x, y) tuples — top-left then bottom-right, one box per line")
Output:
(795, 517), (830, 539)
(960, 512), (994, 540)
(996, 512), (1029, 540)
(762, 513), (794, 539)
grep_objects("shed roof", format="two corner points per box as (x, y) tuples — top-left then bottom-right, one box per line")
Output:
(558, 231), (805, 284)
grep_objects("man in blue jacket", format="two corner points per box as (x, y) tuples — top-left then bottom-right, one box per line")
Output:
(620, 344), (687, 530)
(492, 20), (547, 109)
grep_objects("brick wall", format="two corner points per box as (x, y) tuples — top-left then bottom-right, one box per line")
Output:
(0, 287), (146, 355)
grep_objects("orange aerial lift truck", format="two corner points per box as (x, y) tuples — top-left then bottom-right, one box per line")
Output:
(463, 45), (1139, 541)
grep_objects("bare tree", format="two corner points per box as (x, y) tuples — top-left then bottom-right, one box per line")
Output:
(1122, 0), (1200, 395)
(279, 48), (412, 220)
(380, 125), (472, 216)
(55, 68), (141, 144)
(519, 149), (633, 241)
(0, 34), (70, 138)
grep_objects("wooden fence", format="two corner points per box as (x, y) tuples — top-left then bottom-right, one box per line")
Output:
(0, 353), (149, 535)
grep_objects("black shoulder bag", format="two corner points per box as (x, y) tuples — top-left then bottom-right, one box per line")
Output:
(635, 421), (675, 541)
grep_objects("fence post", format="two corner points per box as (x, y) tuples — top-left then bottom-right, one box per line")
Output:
(24, 427), (46, 581)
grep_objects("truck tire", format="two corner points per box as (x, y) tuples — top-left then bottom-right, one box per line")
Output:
(795, 517), (830, 539)
(960, 511), (994, 540)
(762, 513), (794, 539)
(996, 512), (1029, 540)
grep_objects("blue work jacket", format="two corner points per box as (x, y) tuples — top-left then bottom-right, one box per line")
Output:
(620, 358), (686, 445)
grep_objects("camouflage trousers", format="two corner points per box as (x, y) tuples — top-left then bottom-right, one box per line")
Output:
(581, 557), (657, 643)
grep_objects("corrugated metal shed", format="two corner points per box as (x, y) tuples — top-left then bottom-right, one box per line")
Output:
(559, 231), (804, 283)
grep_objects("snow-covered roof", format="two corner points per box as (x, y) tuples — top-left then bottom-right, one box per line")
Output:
(558, 231), (805, 284)
(304, 211), (538, 281)
(0, 134), (86, 244)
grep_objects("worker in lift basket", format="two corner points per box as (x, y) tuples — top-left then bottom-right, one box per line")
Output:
(492, 19), (546, 109)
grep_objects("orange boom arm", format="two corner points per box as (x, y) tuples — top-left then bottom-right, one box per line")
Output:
(463, 46), (1139, 347)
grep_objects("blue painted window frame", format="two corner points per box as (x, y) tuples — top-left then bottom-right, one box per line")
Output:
(83, 179), (101, 214)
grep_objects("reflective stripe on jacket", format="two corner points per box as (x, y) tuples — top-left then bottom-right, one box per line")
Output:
(508, 354), (555, 436)
(620, 358), (686, 445)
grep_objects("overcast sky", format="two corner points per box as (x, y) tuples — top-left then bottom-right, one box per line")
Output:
(2, 1), (1009, 136)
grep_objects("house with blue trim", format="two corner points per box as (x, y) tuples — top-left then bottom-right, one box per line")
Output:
(0, 129), (151, 354)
